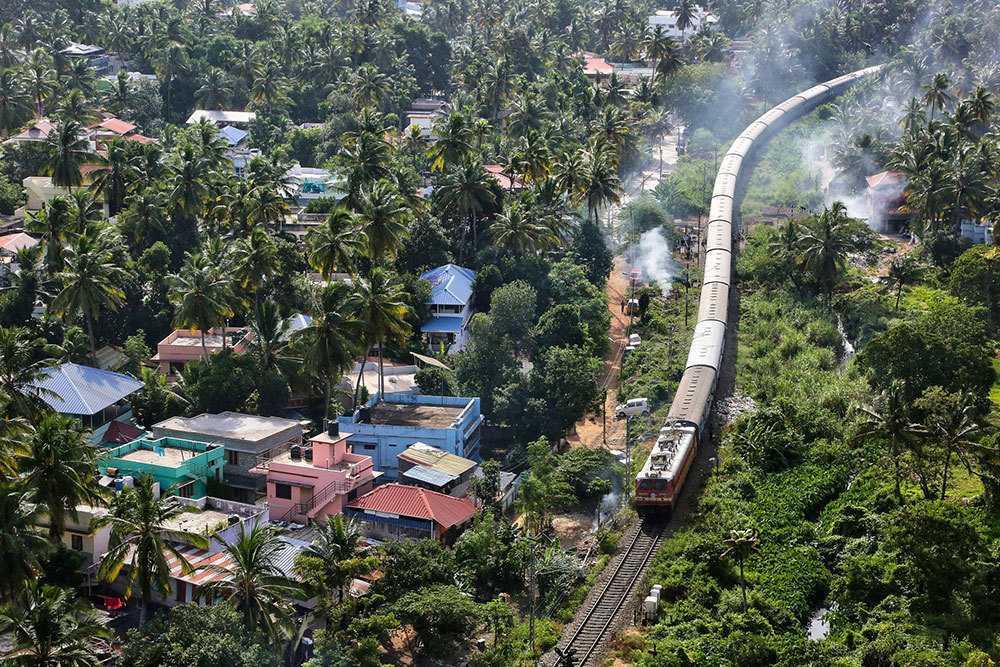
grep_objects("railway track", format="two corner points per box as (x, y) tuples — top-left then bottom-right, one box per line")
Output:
(548, 521), (668, 667)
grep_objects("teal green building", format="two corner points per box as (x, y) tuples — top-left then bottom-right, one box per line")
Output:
(100, 435), (225, 499)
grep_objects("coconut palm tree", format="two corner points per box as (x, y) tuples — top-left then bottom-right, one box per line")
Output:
(428, 112), (475, 172)
(0, 68), (32, 138)
(88, 136), (133, 216)
(295, 514), (376, 606)
(721, 528), (760, 612)
(94, 475), (209, 626)
(347, 267), (412, 402)
(251, 58), (289, 107)
(118, 189), (169, 250)
(855, 381), (921, 500)
(435, 161), (496, 260)
(348, 64), (390, 110)
(194, 67), (232, 110)
(0, 580), (109, 664)
(674, 0), (697, 35)
(25, 49), (56, 118)
(151, 41), (187, 116)
(167, 253), (235, 361)
(307, 207), (368, 278)
(197, 524), (303, 641)
(919, 392), (986, 501)
(0, 482), (47, 601)
(245, 184), (289, 232)
(0, 326), (57, 419)
(579, 147), (622, 225)
(231, 227), (280, 306)
(245, 301), (299, 379)
(357, 179), (410, 262)
(26, 197), (73, 274)
(292, 289), (361, 423)
(18, 414), (100, 541)
(489, 204), (555, 255)
(51, 232), (126, 365)
(795, 202), (857, 303)
(42, 119), (98, 190)
(922, 72), (953, 120)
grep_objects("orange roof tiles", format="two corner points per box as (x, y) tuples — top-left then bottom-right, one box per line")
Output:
(346, 483), (475, 529)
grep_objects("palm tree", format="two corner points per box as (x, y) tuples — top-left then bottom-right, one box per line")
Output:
(855, 382), (920, 500)
(231, 227), (279, 306)
(489, 204), (555, 255)
(118, 189), (169, 249)
(0, 580), (109, 665)
(922, 72), (953, 120)
(348, 65), (390, 110)
(579, 148), (622, 225)
(245, 301), (299, 379)
(795, 202), (857, 302)
(168, 254), (235, 361)
(251, 59), (289, 108)
(347, 268), (412, 403)
(25, 50), (56, 118)
(292, 290), (361, 423)
(721, 528), (760, 612)
(427, 112), (475, 172)
(51, 232), (126, 365)
(26, 197), (72, 274)
(919, 392), (985, 501)
(654, 36), (683, 81)
(18, 414), (100, 541)
(0, 482), (47, 601)
(886, 254), (923, 310)
(307, 207), (368, 278)
(197, 524), (302, 641)
(43, 120), (98, 190)
(899, 97), (926, 136)
(245, 184), (289, 232)
(0, 326), (57, 418)
(88, 136), (132, 216)
(295, 514), (376, 606)
(67, 190), (103, 236)
(358, 179), (410, 262)
(163, 144), (215, 223)
(674, 0), (697, 35)
(151, 41), (187, 116)
(94, 475), (208, 626)
(0, 67), (32, 138)
(435, 161), (495, 260)
(195, 67), (232, 110)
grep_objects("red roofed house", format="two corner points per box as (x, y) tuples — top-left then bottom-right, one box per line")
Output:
(866, 170), (912, 233)
(4, 119), (58, 144)
(0, 232), (39, 284)
(87, 118), (158, 151)
(345, 482), (475, 544)
(484, 165), (527, 192)
(582, 52), (615, 79)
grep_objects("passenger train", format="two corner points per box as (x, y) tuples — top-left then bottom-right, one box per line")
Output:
(635, 66), (884, 517)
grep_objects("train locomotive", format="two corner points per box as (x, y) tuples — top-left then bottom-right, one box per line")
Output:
(634, 66), (884, 518)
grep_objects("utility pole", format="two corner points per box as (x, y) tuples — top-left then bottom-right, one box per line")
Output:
(529, 543), (536, 654)
(625, 416), (632, 503)
(602, 387), (607, 447)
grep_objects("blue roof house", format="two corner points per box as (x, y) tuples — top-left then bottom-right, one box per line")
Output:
(29, 362), (143, 444)
(338, 392), (482, 482)
(419, 264), (475, 354)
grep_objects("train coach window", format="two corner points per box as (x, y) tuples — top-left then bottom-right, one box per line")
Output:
(639, 480), (653, 490)
(654, 480), (668, 490)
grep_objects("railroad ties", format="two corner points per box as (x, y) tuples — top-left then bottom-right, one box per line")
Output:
(549, 521), (667, 667)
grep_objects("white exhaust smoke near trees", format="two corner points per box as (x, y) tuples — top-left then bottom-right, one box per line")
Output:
(637, 227), (678, 295)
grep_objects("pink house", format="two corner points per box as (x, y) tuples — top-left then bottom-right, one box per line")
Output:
(253, 426), (380, 524)
(152, 328), (250, 380)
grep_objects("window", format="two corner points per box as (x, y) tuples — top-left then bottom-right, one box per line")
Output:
(71, 534), (84, 551)
(177, 482), (195, 498)
(227, 450), (239, 466)
(363, 444), (376, 451)
(275, 483), (292, 500)
(176, 580), (186, 602)
(654, 480), (668, 490)
(347, 489), (358, 501)
(639, 480), (653, 490)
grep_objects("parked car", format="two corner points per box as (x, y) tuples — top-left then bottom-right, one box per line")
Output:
(615, 397), (650, 419)
(630, 268), (642, 286)
(629, 333), (641, 346)
(625, 298), (640, 315)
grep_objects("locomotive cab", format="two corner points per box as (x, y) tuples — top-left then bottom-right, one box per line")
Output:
(635, 422), (698, 517)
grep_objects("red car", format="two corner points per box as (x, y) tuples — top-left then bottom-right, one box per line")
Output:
(630, 268), (642, 286)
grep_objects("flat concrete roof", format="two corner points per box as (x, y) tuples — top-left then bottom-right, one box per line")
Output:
(155, 412), (301, 444)
(368, 403), (464, 429)
(118, 446), (198, 467)
(163, 509), (236, 535)
(168, 334), (225, 347)
(269, 450), (352, 471)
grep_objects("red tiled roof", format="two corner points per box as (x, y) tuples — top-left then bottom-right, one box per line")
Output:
(865, 170), (904, 188)
(126, 133), (158, 144)
(484, 164), (526, 190)
(100, 420), (144, 444)
(94, 118), (138, 135)
(346, 483), (475, 529)
(0, 232), (39, 253)
(582, 52), (614, 76)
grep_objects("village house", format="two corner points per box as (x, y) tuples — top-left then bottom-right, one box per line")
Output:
(338, 392), (483, 481)
(345, 483), (476, 544)
(185, 109), (257, 129)
(252, 423), (379, 524)
(28, 362), (143, 444)
(98, 434), (226, 499)
(151, 412), (304, 503)
(404, 98), (447, 139)
(419, 263), (476, 353)
(647, 7), (718, 39)
(865, 170), (912, 233)
(151, 327), (250, 380)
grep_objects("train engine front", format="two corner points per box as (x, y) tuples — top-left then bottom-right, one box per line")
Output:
(635, 420), (698, 518)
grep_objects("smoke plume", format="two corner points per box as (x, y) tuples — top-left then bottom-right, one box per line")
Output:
(637, 226), (678, 295)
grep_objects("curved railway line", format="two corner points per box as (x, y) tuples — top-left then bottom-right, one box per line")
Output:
(545, 64), (884, 667)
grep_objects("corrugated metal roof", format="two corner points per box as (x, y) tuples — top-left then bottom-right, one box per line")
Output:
(347, 483), (474, 529)
(29, 363), (143, 416)
(419, 264), (474, 306)
(398, 443), (477, 477)
(420, 315), (464, 333)
(401, 465), (457, 487)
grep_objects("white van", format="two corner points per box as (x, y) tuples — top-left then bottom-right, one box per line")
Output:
(615, 397), (650, 419)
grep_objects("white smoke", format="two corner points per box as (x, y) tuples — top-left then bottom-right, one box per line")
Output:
(638, 226), (678, 295)
(799, 125), (874, 227)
